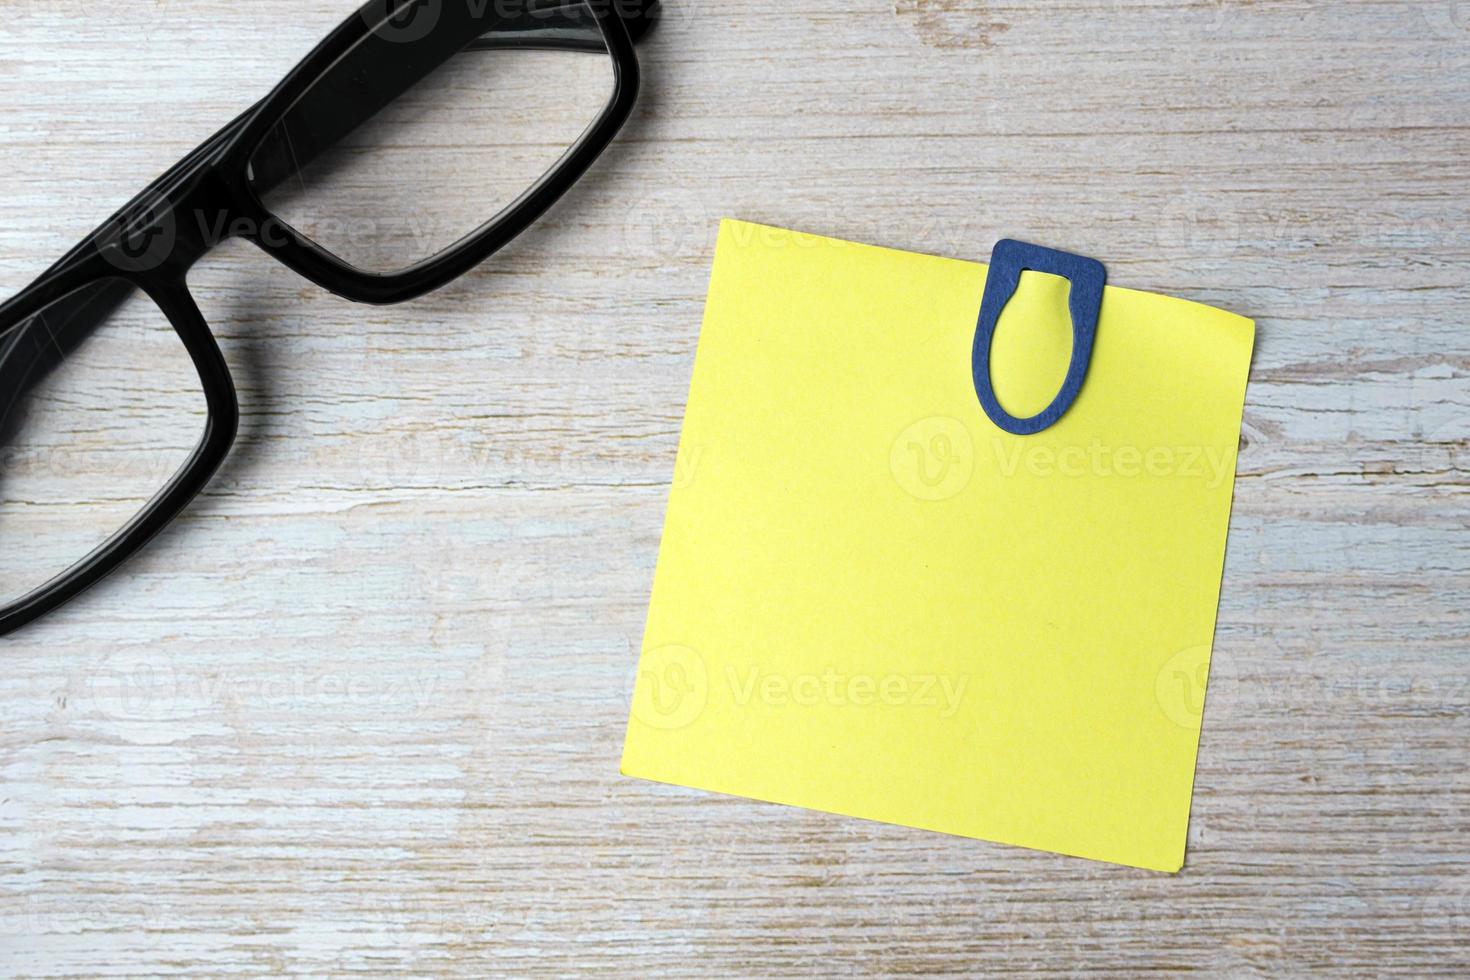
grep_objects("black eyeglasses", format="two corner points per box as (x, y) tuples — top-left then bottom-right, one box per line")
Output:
(0, 0), (658, 638)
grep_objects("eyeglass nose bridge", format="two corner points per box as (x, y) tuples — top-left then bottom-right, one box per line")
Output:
(970, 239), (1107, 437)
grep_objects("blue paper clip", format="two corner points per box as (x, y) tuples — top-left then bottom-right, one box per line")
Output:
(971, 239), (1107, 436)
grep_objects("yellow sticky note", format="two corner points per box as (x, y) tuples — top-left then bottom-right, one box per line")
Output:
(622, 220), (1255, 872)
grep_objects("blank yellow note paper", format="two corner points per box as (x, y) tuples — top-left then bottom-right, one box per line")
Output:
(622, 220), (1255, 872)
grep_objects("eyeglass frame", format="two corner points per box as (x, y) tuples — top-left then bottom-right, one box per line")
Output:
(0, 0), (656, 638)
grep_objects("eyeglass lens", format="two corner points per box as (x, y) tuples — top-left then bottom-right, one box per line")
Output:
(0, 280), (207, 608)
(249, 3), (618, 275)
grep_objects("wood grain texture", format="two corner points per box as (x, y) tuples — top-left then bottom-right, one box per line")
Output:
(1, 0), (1467, 975)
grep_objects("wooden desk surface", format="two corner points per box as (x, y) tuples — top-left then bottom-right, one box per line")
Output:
(1, 0), (1466, 974)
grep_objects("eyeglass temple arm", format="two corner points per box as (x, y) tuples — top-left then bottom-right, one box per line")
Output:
(0, 0), (656, 426)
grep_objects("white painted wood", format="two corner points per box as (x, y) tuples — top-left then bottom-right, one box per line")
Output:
(1, 0), (1467, 974)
